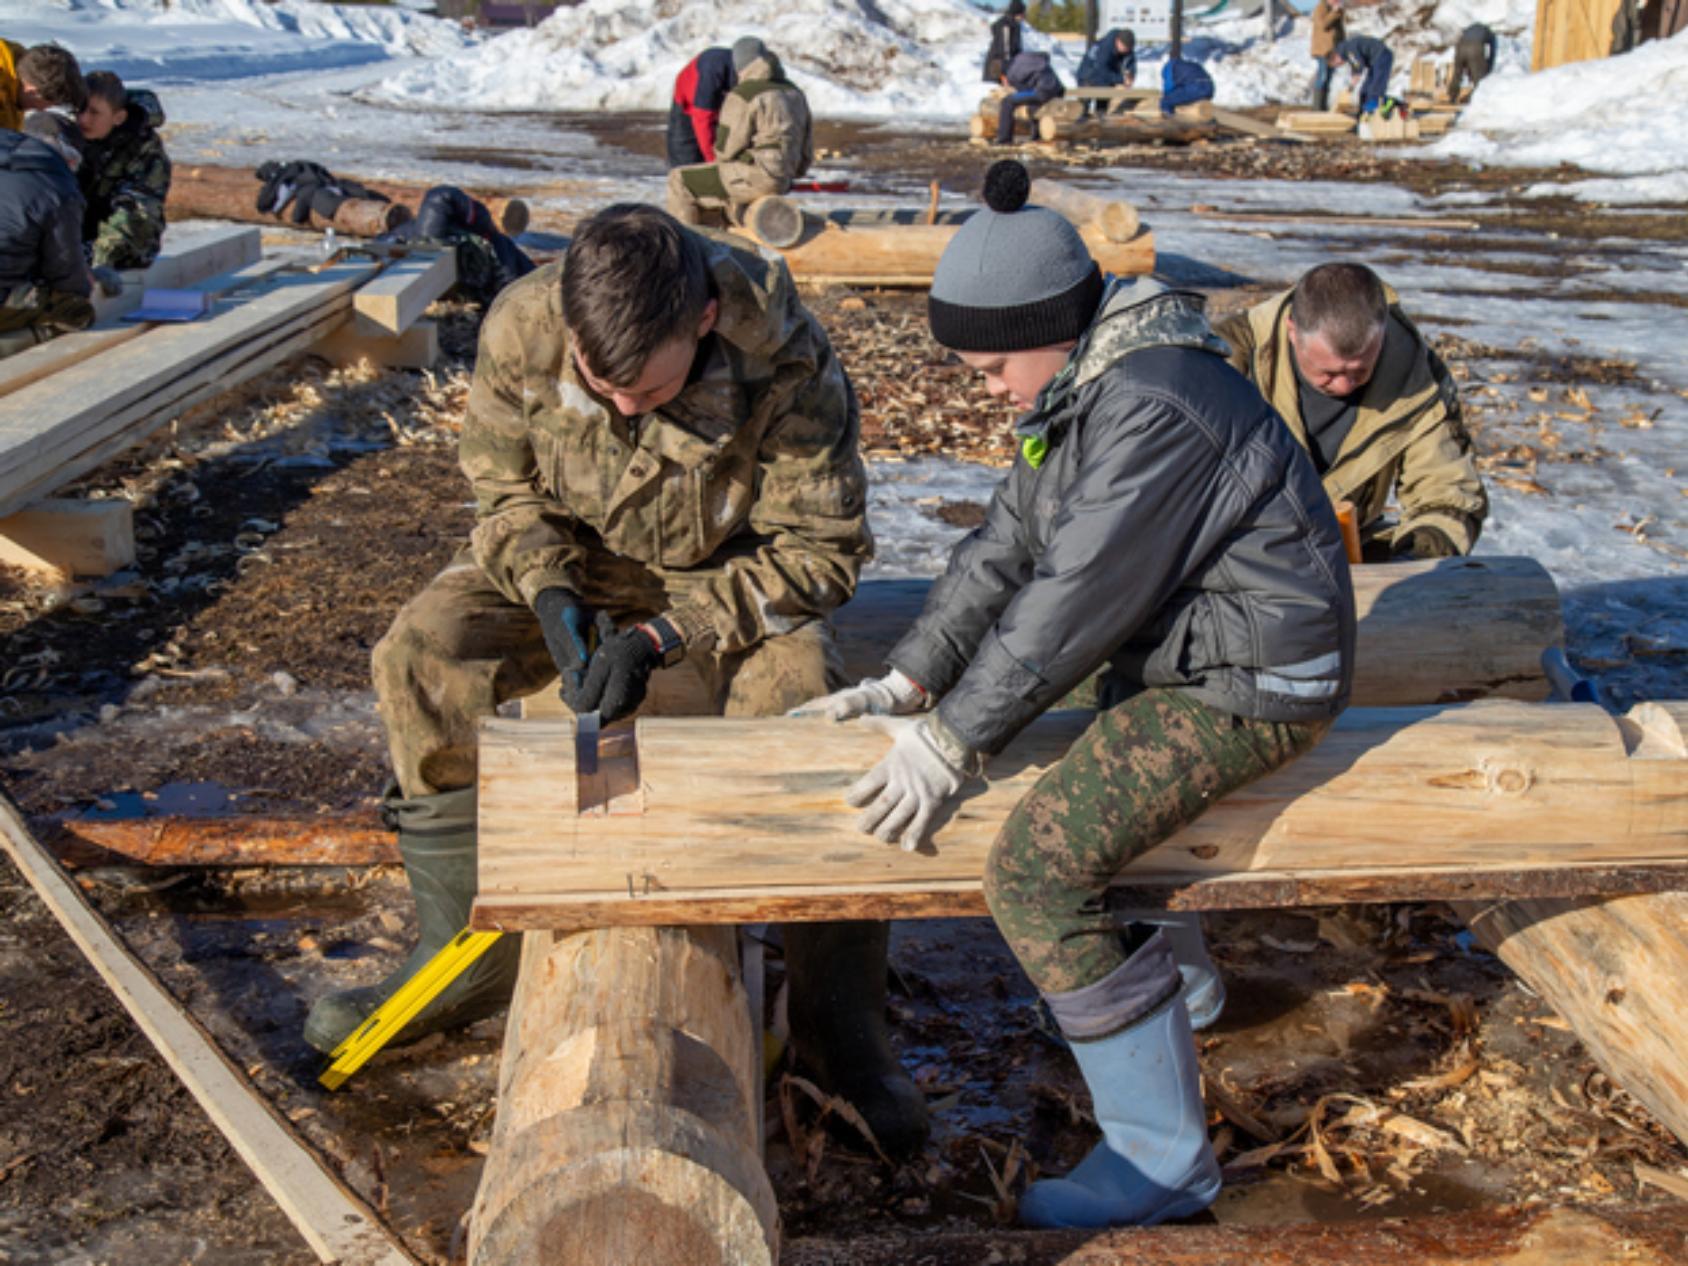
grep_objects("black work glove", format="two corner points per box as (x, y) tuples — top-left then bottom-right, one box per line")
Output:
(1394, 525), (1459, 560)
(574, 613), (685, 724)
(533, 587), (598, 710)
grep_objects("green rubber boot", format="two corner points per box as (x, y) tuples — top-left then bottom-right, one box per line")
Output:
(784, 920), (930, 1158)
(303, 786), (520, 1056)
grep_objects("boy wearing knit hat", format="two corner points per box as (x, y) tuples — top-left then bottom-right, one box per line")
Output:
(796, 161), (1355, 1228)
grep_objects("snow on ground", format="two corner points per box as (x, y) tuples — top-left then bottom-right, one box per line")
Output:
(2, 0), (476, 82)
(1432, 30), (1688, 178)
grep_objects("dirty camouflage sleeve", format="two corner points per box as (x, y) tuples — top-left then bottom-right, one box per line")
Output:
(666, 275), (871, 653)
(459, 282), (591, 608)
(1390, 348), (1488, 553)
(88, 132), (171, 271)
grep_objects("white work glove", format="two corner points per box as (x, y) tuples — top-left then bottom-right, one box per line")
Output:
(845, 714), (973, 852)
(788, 667), (928, 722)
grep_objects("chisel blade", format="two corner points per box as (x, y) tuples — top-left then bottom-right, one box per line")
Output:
(576, 710), (601, 777)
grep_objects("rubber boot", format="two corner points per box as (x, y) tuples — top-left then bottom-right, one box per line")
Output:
(783, 920), (930, 1158)
(1019, 991), (1221, 1228)
(303, 786), (520, 1055)
(1112, 909), (1226, 1030)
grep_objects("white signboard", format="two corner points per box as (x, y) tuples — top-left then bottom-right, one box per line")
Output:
(1095, 0), (1177, 43)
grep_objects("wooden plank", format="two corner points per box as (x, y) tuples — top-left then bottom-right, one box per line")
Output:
(315, 320), (440, 371)
(0, 496), (134, 576)
(471, 700), (1688, 929)
(93, 226), (263, 322)
(777, 220), (1154, 286)
(1212, 106), (1307, 142)
(351, 251), (456, 338)
(47, 809), (395, 869)
(0, 793), (416, 1266)
(0, 325), (150, 401)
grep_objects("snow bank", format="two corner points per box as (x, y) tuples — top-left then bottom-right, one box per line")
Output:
(0, 0), (477, 82)
(366, 0), (1070, 117)
(1434, 31), (1688, 177)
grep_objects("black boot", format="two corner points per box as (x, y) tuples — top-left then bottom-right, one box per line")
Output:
(303, 786), (520, 1056)
(783, 920), (929, 1158)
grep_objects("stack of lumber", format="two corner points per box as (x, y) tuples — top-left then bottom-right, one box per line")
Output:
(1361, 112), (1422, 142)
(1277, 109), (1356, 135)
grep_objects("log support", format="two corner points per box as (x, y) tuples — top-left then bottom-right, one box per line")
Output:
(314, 320), (440, 372)
(0, 496), (134, 577)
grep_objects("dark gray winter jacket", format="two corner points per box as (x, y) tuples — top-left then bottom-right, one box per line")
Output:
(0, 129), (89, 296)
(889, 279), (1356, 756)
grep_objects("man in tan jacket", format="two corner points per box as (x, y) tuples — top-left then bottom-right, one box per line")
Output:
(666, 36), (811, 229)
(1309, 0), (1345, 110)
(1216, 262), (1487, 559)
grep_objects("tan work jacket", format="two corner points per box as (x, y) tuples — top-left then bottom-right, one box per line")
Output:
(713, 54), (812, 191)
(1216, 288), (1487, 554)
(1310, 1), (1346, 57)
(458, 229), (869, 653)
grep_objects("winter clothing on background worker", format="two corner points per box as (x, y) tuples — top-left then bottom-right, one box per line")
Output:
(983, 0), (1026, 82)
(78, 79), (171, 271)
(667, 45), (737, 168)
(800, 162), (1353, 1225)
(995, 50), (1064, 144)
(1308, 0), (1346, 109)
(1216, 274), (1488, 558)
(0, 117), (93, 359)
(666, 41), (812, 228)
(380, 184), (534, 307)
(1159, 57), (1215, 114)
(1330, 35), (1393, 114)
(254, 159), (389, 226)
(1450, 23), (1497, 99)
(1076, 28), (1136, 116)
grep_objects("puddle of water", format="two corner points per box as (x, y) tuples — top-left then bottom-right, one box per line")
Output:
(77, 779), (243, 819)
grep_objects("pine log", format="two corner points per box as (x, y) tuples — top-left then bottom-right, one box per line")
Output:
(470, 699), (1688, 929)
(779, 217), (1154, 286)
(1029, 179), (1141, 242)
(167, 165), (528, 238)
(467, 925), (775, 1266)
(739, 194), (805, 249)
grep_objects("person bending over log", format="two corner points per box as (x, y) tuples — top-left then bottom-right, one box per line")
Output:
(795, 161), (1354, 1228)
(667, 45), (737, 168)
(1328, 34), (1394, 116)
(666, 38), (812, 231)
(1159, 56), (1215, 115)
(1215, 262), (1487, 560)
(0, 42), (85, 132)
(303, 204), (932, 1156)
(1076, 28), (1136, 116)
(994, 50), (1064, 145)
(77, 71), (171, 280)
(378, 184), (534, 307)
(1449, 22), (1497, 100)
(0, 113), (93, 359)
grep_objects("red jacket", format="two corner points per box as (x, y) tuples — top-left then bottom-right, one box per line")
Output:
(672, 47), (737, 163)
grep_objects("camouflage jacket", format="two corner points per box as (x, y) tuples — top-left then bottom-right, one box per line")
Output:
(80, 89), (171, 269)
(459, 228), (869, 653)
(714, 54), (812, 187)
(1216, 287), (1487, 554)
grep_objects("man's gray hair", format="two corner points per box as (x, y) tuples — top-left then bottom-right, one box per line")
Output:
(1290, 262), (1388, 358)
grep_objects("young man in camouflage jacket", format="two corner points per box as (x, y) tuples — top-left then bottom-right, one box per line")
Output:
(77, 71), (170, 271)
(304, 203), (930, 1156)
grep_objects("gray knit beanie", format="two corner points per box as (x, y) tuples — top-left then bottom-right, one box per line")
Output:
(731, 37), (768, 73)
(928, 161), (1103, 352)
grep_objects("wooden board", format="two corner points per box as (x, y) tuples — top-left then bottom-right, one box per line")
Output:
(471, 700), (1688, 929)
(93, 225), (263, 322)
(0, 794), (415, 1266)
(351, 251), (456, 337)
(315, 320), (440, 371)
(777, 218), (1154, 287)
(0, 496), (134, 576)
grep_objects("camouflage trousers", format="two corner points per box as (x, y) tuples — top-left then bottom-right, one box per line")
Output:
(666, 160), (785, 226)
(0, 286), (95, 359)
(373, 545), (844, 797)
(983, 687), (1329, 995)
(89, 202), (166, 271)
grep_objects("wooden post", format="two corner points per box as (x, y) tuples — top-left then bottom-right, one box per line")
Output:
(467, 926), (776, 1265)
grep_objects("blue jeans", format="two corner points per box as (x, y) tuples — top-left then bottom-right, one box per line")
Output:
(1310, 58), (1333, 110)
(996, 90), (1043, 143)
(1358, 52), (1392, 113)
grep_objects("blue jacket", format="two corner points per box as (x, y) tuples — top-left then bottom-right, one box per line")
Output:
(1160, 58), (1214, 111)
(1077, 29), (1136, 87)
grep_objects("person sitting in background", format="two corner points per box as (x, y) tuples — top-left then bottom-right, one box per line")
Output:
(983, 0), (1026, 83)
(1215, 261), (1487, 560)
(77, 71), (171, 281)
(994, 49), (1064, 145)
(1449, 23), (1497, 100)
(1329, 34), (1394, 115)
(1159, 56), (1215, 115)
(1076, 28), (1136, 117)
(379, 185), (534, 308)
(0, 112), (93, 358)
(666, 38), (812, 229)
(1, 43), (86, 132)
(1308, 0), (1345, 110)
(666, 46), (736, 168)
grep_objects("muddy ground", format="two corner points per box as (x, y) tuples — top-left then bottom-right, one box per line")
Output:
(3, 120), (1687, 1265)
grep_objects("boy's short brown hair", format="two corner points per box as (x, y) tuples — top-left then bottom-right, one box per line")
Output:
(83, 70), (127, 112)
(560, 204), (712, 387)
(1290, 262), (1388, 358)
(17, 45), (87, 112)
